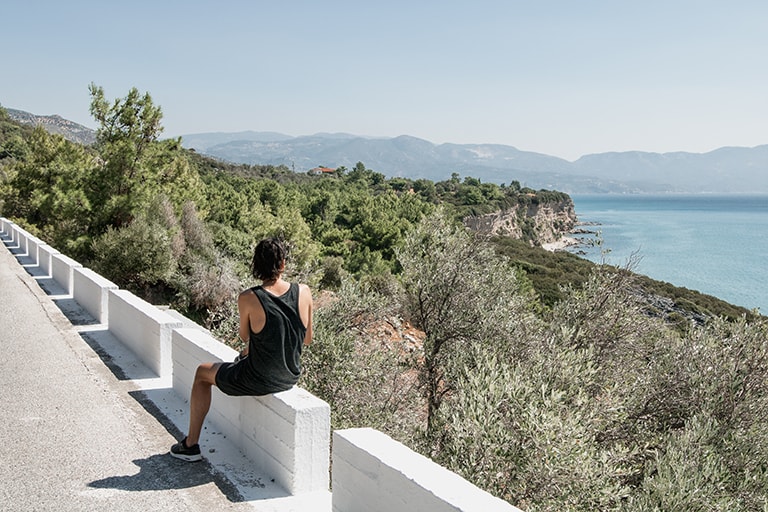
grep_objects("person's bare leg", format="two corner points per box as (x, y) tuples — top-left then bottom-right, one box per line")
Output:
(186, 362), (221, 446)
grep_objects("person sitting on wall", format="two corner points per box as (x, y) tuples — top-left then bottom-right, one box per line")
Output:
(170, 237), (313, 461)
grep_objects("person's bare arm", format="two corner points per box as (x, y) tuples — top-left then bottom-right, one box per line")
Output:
(299, 283), (313, 346)
(237, 289), (266, 357)
(237, 290), (251, 357)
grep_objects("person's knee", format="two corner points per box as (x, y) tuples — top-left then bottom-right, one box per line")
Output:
(194, 363), (218, 385)
(193, 365), (205, 382)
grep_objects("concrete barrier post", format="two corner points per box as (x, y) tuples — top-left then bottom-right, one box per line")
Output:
(10, 224), (24, 250)
(332, 428), (523, 512)
(72, 267), (119, 324)
(243, 387), (331, 494)
(37, 244), (60, 277)
(25, 236), (45, 266)
(16, 228), (30, 256)
(108, 289), (183, 377)
(8, 223), (18, 244)
(50, 253), (83, 295)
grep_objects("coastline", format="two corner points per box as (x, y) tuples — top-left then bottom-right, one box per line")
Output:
(541, 236), (580, 252)
(570, 194), (768, 314)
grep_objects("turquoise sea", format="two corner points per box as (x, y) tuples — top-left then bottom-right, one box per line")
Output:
(570, 194), (768, 315)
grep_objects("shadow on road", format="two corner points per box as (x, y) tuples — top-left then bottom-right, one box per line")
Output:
(88, 452), (246, 502)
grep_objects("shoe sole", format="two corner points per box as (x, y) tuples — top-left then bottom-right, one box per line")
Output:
(170, 450), (203, 462)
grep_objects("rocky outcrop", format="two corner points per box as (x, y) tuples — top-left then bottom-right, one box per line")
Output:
(463, 196), (578, 246)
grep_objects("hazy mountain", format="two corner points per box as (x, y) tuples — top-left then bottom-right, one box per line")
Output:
(6, 108), (96, 146)
(180, 131), (294, 151)
(183, 131), (767, 193)
(6, 106), (765, 194)
(573, 146), (768, 193)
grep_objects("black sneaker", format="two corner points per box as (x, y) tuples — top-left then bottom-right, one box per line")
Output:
(170, 437), (202, 462)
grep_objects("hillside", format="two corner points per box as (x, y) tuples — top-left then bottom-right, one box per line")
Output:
(5, 108), (96, 146)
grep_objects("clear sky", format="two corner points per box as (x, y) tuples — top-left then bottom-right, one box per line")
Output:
(2, 0), (767, 161)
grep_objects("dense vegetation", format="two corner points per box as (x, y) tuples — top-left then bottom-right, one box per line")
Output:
(2, 88), (766, 511)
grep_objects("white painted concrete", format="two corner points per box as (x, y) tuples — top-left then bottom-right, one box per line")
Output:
(24, 236), (45, 266)
(50, 252), (83, 295)
(332, 428), (523, 512)
(19, 229), (30, 256)
(11, 224), (27, 254)
(7, 222), (18, 244)
(72, 267), (118, 324)
(37, 244), (60, 277)
(107, 289), (183, 377)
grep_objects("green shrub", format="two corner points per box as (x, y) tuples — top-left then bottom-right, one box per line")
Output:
(299, 281), (423, 439)
(91, 215), (176, 289)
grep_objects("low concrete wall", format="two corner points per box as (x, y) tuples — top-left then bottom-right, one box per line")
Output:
(50, 252), (83, 295)
(332, 428), (522, 512)
(38, 244), (60, 277)
(6, 222), (17, 243)
(73, 267), (118, 324)
(10, 224), (26, 253)
(107, 289), (183, 377)
(25, 236), (45, 266)
(6, 225), (50, 271)
(172, 328), (331, 495)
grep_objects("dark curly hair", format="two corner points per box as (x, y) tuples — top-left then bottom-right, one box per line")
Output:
(250, 238), (287, 281)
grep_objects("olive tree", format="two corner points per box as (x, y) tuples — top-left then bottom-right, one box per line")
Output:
(396, 209), (533, 443)
(298, 281), (423, 439)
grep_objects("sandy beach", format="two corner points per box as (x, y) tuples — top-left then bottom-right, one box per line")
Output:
(541, 236), (580, 252)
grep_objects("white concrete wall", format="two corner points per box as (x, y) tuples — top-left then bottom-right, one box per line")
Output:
(0, 219), (11, 245)
(18, 228), (30, 256)
(7, 222), (18, 244)
(11, 224), (26, 253)
(37, 244), (60, 277)
(72, 267), (118, 324)
(3, 224), (41, 266)
(25, 236), (45, 266)
(50, 252), (83, 295)
(107, 289), (183, 377)
(171, 328), (331, 495)
(332, 429), (523, 512)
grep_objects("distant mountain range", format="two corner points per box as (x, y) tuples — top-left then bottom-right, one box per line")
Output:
(182, 131), (768, 194)
(5, 107), (766, 194)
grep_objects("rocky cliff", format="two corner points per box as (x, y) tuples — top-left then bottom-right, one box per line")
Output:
(463, 196), (577, 246)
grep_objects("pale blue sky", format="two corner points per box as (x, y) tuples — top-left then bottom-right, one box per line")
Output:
(2, 0), (766, 160)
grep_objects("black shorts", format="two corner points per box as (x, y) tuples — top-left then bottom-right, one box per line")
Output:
(215, 360), (285, 397)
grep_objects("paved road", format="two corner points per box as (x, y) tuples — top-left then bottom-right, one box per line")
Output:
(0, 236), (328, 511)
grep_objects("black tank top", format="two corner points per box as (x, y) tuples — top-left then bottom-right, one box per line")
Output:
(243, 282), (306, 393)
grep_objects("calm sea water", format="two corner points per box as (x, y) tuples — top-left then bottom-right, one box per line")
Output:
(570, 194), (768, 314)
